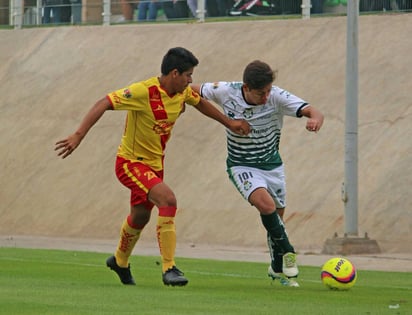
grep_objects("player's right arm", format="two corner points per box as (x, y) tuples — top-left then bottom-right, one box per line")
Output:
(190, 83), (250, 136)
(191, 84), (201, 94)
(55, 97), (112, 159)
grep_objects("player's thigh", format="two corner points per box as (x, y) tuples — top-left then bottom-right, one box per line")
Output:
(228, 166), (267, 201)
(265, 165), (286, 209)
(115, 157), (163, 206)
(248, 187), (277, 214)
(228, 165), (286, 211)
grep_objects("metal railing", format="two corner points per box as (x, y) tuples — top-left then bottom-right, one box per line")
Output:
(1, 0), (411, 28)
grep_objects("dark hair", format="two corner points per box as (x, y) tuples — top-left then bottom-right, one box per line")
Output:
(161, 47), (199, 75)
(243, 60), (275, 89)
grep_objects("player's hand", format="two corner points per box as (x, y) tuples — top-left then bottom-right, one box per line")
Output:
(54, 133), (83, 159)
(228, 119), (251, 136)
(306, 118), (323, 133)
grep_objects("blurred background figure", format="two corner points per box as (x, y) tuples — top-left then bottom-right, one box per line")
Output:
(138, 0), (161, 21)
(187, 0), (197, 17)
(162, 0), (190, 20)
(119, 0), (137, 21)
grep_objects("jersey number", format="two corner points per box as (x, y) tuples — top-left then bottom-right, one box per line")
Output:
(144, 171), (157, 181)
(238, 171), (253, 183)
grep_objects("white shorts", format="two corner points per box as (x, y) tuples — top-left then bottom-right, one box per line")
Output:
(228, 165), (286, 208)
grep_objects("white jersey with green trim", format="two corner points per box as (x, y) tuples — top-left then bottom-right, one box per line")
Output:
(200, 81), (308, 170)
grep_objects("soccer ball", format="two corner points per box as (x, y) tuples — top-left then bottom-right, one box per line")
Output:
(321, 257), (357, 290)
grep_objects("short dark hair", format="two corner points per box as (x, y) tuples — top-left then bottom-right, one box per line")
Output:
(243, 60), (275, 89)
(161, 47), (199, 75)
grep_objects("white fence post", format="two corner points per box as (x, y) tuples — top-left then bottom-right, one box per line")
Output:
(36, 0), (42, 24)
(301, 0), (311, 19)
(196, 0), (205, 22)
(102, 0), (111, 25)
(12, 0), (23, 29)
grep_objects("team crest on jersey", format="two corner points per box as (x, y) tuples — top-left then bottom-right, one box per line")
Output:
(227, 111), (235, 118)
(123, 88), (132, 99)
(152, 104), (165, 112)
(153, 120), (174, 135)
(243, 180), (252, 191)
(243, 108), (253, 119)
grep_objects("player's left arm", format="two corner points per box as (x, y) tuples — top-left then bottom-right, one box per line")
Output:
(300, 105), (324, 133)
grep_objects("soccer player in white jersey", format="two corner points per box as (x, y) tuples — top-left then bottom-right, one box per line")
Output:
(192, 60), (324, 287)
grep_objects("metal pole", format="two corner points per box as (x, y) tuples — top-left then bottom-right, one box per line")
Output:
(196, 0), (205, 22)
(102, 0), (111, 25)
(301, 0), (311, 19)
(36, 0), (42, 25)
(13, 0), (23, 29)
(343, 0), (359, 236)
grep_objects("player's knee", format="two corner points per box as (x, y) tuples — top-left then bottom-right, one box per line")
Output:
(254, 202), (276, 215)
(149, 183), (177, 207)
(162, 192), (177, 207)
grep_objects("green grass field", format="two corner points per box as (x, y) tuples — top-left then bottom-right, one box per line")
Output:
(0, 248), (410, 315)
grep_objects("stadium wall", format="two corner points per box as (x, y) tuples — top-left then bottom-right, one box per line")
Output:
(0, 14), (411, 253)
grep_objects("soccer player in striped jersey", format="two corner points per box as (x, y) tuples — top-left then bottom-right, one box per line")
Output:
(55, 47), (250, 286)
(192, 60), (324, 287)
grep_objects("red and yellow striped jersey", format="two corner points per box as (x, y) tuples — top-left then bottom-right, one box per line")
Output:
(107, 76), (201, 171)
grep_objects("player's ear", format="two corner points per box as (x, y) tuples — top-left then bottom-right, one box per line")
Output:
(171, 69), (180, 78)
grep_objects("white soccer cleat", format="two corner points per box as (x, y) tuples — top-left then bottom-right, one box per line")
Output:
(268, 265), (283, 280)
(268, 265), (299, 287)
(282, 252), (299, 278)
(283, 278), (299, 287)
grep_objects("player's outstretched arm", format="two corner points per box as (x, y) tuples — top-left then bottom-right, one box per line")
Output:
(55, 97), (112, 159)
(194, 97), (250, 136)
(300, 105), (324, 133)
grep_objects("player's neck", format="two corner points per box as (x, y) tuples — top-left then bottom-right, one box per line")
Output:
(158, 76), (176, 96)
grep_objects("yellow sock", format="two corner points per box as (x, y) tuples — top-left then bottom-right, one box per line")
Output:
(115, 218), (142, 268)
(156, 216), (176, 273)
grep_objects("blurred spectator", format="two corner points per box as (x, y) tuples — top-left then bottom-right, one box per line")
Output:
(187, 0), (197, 17)
(120, 0), (137, 21)
(43, 0), (62, 23)
(162, 0), (190, 19)
(138, 0), (161, 21)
